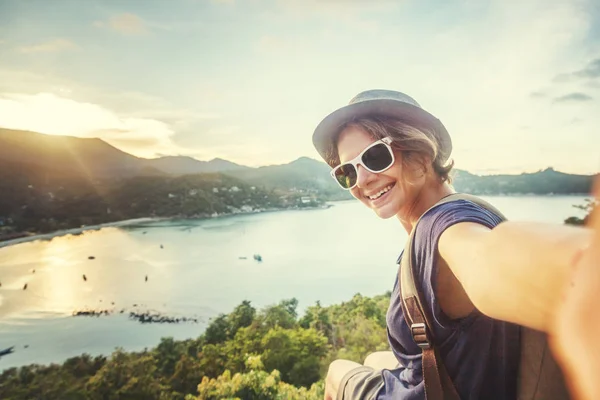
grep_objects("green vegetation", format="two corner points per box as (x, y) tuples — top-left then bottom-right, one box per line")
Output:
(0, 159), (325, 237)
(452, 168), (594, 195)
(228, 157), (352, 202)
(564, 198), (598, 226)
(1, 128), (597, 238)
(0, 293), (391, 400)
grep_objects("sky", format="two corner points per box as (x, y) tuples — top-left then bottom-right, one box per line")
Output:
(0, 0), (599, 175)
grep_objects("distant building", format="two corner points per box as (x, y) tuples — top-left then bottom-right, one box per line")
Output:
(189, 189), (198, 196)
(230, 186), (240, 192)
(300, 196), (311, 204)
(168, 193), (177, 198)
(240, 205), (253, 212)
(212, 188), (219, 193)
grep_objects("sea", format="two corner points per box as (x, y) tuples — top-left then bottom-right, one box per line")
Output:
(0, 195), (591, 370)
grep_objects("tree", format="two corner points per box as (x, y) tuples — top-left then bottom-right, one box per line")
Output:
(299, 301), (333, 341)
(259, 298), (299, 330)
(203, 314), (229, 345)
(228, 300), (256, 337)
(196, 343), (229, 379)
(193, 355), (324, 400)
(260, 327), (328, 387)
(85, 349), (166, 399)
(169, 354), (205, 397)
(154, 337), (187, 377)
(565, 198), (598, 226)
(62, 354), (107, 379)
(0, 292), (391, 400)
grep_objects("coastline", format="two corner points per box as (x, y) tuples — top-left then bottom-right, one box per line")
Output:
(0, 193), (588, 249)
(0, 217), (158, 249)
(0, 204), (333, 249)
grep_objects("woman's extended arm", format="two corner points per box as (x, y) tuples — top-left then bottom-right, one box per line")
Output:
(551, 181), (600, 400)
(438, 218), (592, 332)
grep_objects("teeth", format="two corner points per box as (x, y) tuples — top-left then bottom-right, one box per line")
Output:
(368, 184), (393, 200)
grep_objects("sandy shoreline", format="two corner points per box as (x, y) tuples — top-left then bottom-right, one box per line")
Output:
(0, 218), (158, 249)
(0, 204), (334, 249)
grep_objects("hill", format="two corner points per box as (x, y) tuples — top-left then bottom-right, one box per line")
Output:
(227, 156), (350, 200)
(0, 158), (304, 234)
(0, 128), (150, 178)
(0, 128), (596, 199)
(0, 128), (596, 236)
(0, 292), (392, 399)
(144, 156), (249, 175)
(452, 168), (594, 195)
(0, 129), (251, 179)
(229, 157), (596, 197)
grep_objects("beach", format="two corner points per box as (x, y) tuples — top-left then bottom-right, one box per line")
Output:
(0, 218), (158, 249)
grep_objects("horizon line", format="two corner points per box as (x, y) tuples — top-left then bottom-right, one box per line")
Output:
(1, 126), (598, 177)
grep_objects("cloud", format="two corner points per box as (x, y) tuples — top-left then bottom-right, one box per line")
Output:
(569, 117), (584, 125)
(266, 0), (392, 32)
(0, 70), (225, 158)
(573, 58), (600, 79)
(0, 92), (180, 157)
(530, 91), (547, 98)
(554, 58), (600, 82)
(94, 13), (148, 36)
(553, 74), (570, 83)
(18, 39), (78, 54)
(553, 92), (593, 103)
(275, 0), (395, 14)
(3, 0), (599, 173)
(205, 125), (240, 137)
(256, 35), (292, 53)
(0, 69), (62, 93)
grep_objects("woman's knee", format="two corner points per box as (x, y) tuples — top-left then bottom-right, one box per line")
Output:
(327, 359), (362, 383)
(363, 351), (398, 370)
(325, 359), (362, 397)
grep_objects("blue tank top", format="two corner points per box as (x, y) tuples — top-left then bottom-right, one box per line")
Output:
(377, 199), (520, 400)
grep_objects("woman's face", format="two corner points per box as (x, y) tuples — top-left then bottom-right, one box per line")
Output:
(337, 126), (422, 219)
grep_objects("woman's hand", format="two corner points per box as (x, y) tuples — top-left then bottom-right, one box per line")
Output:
(551, 176), (600, 400)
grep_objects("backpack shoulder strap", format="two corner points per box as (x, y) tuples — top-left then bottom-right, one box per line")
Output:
(399, 193), (506, 400)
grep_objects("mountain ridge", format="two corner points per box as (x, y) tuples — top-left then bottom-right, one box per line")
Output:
(0, 128), (596, 195)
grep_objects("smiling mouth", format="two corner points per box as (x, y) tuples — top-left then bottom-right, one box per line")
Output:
(367, 183), (395, 200)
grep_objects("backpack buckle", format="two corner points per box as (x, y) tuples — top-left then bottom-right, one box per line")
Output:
(410, 323), (431, 349)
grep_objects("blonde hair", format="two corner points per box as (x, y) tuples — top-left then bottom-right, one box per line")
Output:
(327, 117), (454, 183)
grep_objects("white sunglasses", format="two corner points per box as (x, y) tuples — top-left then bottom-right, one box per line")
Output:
(330, 137), (395, 190)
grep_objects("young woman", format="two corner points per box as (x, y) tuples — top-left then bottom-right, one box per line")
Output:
(312, 89), (593, 400)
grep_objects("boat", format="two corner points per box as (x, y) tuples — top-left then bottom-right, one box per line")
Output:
(253, 254), (262, 262)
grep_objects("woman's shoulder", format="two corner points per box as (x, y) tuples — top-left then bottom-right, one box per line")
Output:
(417, 196), (504, 239)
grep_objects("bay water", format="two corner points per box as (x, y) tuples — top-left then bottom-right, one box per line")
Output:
(0, 196), (591, 370)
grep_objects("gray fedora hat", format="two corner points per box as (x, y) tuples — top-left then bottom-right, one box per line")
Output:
(312, 89), (452, 166)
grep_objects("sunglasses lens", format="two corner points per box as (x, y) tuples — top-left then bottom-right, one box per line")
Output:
(362, 143), (393, 172)
(334, 164), (357, 189)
